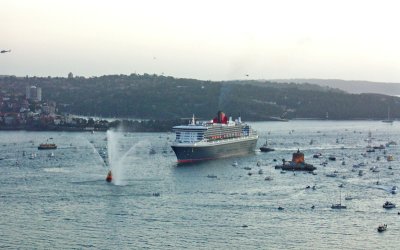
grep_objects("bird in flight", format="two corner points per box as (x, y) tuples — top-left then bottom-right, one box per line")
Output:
(1, 50), (11, 53)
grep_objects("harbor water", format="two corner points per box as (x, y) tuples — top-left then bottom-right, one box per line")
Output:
(1, 121), (400, 249)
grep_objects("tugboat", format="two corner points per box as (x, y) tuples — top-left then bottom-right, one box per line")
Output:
(277, 149), (316, 171)
(106, 170), (112, 182)
(259, 139), (275, 152)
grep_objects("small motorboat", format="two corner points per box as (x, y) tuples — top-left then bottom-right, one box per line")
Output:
(326, 173), (338, 178)
(377, 224), (387, 232)
(29, 153), (36, 160)
(232, 161), (238, 167)
(391, 186), (398, 194)
(106, 170), (112, 182)
(386, 141), (397, 147)
(313, 153), (322, 158)
(372, 167), (380, 173)
(207, 174), (217, 178)
(328, 156), (336, 161)
(373, 145), (385, 150)
(344, 195), (353, 201)
(383, 201), (396, 209)
(38, 143), (57, 150)
(264, 176), (273, 181)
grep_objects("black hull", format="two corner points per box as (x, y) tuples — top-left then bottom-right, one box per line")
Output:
(260, 147), (274, 152)
(171, 138), (257, 163)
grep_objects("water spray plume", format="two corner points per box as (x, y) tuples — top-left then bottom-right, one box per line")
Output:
(105, 130), (152, 185)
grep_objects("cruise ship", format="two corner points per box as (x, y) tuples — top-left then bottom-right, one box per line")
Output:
(171, 111), (258, 163)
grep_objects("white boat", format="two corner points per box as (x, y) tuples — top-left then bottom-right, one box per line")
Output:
(344, 195), (353, 201)
(264, 176), (273, 181)
(391, 186), (398, 194)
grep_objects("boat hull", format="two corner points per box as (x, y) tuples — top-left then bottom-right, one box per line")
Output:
(260, 147), (275, 152)
(171, 137), (258, 163)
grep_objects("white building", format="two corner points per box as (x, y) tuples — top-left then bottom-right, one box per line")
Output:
(26, 86), (42, 101)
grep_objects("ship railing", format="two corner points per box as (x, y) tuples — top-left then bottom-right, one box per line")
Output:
(203, 135), (257, 144)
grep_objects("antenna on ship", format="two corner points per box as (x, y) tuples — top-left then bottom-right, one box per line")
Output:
(238, 112), (242, 123)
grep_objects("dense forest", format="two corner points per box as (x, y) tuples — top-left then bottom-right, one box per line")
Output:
(1, 74), (399, 121)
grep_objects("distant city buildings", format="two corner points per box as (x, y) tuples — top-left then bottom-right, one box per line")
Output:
(25, 85), (42, 101)
(0, 84), (110, 131)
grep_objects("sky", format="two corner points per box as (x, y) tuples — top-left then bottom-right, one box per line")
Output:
(1, 0), (400, 82)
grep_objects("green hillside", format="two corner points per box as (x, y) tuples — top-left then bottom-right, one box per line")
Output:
(1, 74), (399, 121)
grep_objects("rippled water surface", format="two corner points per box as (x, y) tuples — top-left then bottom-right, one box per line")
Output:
(1, 121), (400, 249)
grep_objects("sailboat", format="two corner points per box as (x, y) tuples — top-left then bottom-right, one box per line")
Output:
(331, 188), (347, 209)
(382, 106), (394, 123)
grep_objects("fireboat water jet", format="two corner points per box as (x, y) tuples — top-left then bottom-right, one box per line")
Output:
(105, 130), (151, 185)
